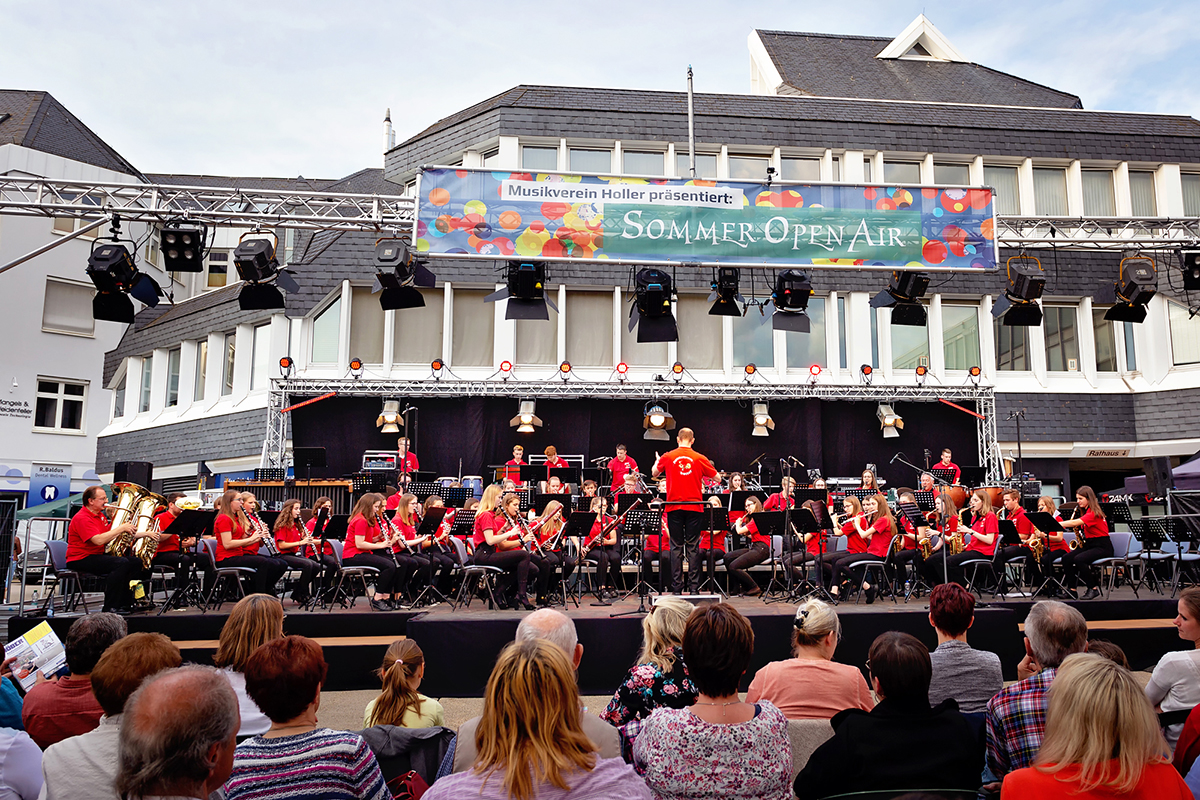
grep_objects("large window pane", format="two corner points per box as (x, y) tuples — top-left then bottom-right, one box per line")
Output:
(349, 287), (385, 364)
(1044, 307), (1079, 371)
(311, 297), (340, 364)
(565, 292), (614, 367)
(891, 318), (929, 370)
(870, 307), (879, 367)
(206, 250), (229, 288)
(515, 307), (558, 366)
(781, 158), (821, 182)
(1129, 171), (1157, 216)
(884, 161), (922, 184)
(222, 334), (236, 395)
(863, 159), (873, 183)
(392, 289), (444, 364)
(1124, 322), (1137, 371)
(728, 155), (770, 181)
(676, 295), (722, 370)
(1182, 174), (1200, 216)
(1033, 168), (1068, 216)
(837, 296), (848, 369)
(522, 146), (558, 171)
(620, 291), (668, 366)
(935, 163), (971, 185)
(194, 341), (207, 401)
(785, 299), (827, 369)
(140, 356), (153, 411)
(1081, 170), (1115, 216)
(451, 289), (494, 367)
(42, 278), (94, 336)
(676, 153), (718, 179)
(984, 166), (1020, 215)
(623, 151), (665, 176)
(1169, 301), (1200, 366)
(251, 325), (271, 390)
(732, 310), (773, 369)
(995, 320), (1029, 370)
(569, 149), (611, 174)
(166, 348), (181, 406)
(1092, 308), (1118, 372)
(113, 374), (125, 419)
(942, 304), (980, 370)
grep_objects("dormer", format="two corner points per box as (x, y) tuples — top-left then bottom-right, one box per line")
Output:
(874, 14), (966, 62)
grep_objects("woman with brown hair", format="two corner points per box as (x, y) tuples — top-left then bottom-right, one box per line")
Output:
(1060, 485), (1113, 600)
(363, 639), (444, 729)
(213, 593), (284, 736)
(213, 489), (286, 596)
(943, 489), (999, 588)
(270, 499), (322, 604)
(423, 639), (650, 800)
(1145, 586), (1200, 750)
(393, 492), (453, 597)
(532, 499), (574, 605)
(342, 492), (411, 611)
(472, 488), (536, 610)
(724, 495), (770, 597)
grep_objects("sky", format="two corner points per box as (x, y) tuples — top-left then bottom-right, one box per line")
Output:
(2, 0), (1197, 182)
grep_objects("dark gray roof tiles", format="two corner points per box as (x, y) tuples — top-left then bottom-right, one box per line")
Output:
(95, 408), (268, 474)
(997, 389), (1200, 443)
(143, 173), (337, 191)
(319, 167), (403, 195)
(0, 90), (142, 176)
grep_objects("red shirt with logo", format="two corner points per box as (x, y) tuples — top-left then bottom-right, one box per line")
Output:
(654, 446), (718, 514)
(152, 509), (181, 553)
(965, 512), (999, 555)
(67, 507), (110, 561)
(607, 456), (638, 491)
(866, 516), (894, 557)
(214, 514), (248, 561)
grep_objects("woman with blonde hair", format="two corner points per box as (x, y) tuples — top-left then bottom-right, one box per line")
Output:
(602, 596), (699, 727)
(213, 489), (286, 595)
(363, 639), (444, 728)
(423, 639), (650, 800)
(213, 593), (284, 736)
(472, 487), (536, 610)
(1002, 652), (1189, 798)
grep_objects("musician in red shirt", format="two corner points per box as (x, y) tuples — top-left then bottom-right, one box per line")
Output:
(890, 491), (928, 588)
(581, 495), (621, 598)
(764, 476), (797, 511)
(211, 489), (287, 596)
(545, 476), (570, 495)
(822, 496), (864, 591)
(724, 496), (770, 597)
(342, 492), (407, 611)
(652, 427), (718, 593)
(784, 498), (831, 582)
(827, 494), (895, 603)
(422, 494), (461, 565)
(943, 490), (998, 588)
(148, 493), (198, 586)
(473, 489), (537, 610)
(938, 448), (962, 484)
(270, 499), (323, 604)
(615, 472), (640, 495)
(1059, 486), (1112, 600)
(394, 492), (454, 598)
(503, 444), (526, 485)
(66, 485), (142, 612)
(530, 499), (572, 604)
(607, 444), (638, 493)
(998, 489), (1036, 582)
(396, 436), (420, 479)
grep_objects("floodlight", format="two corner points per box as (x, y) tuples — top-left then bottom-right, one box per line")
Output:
(1104, 256), (1157, 324)
(349, 358), (363, 378)
(871, 270), (929, 326)
(431, 359), (444, 379)
(629, 268), (678, 343)
(877, 404), (904, 439)
(915, 365), (927, 385)
(968, 366), (982, 386)
(1182, 251), (1200, 291)
(234, 232), (297, 311)
(279, 357), (294, 377)
(752, 402), (775, 437)
(377, 400), (403, 433)
(87, 241), (162, 323)
(768, 269), (814, 332)
(374, 238), (436, 311)
(643, 400), (675, 441)
(160, 222), (207, 273)
(708, 267), (744, 316)
(993, 257), (1046, 327)
(510, 399), (542, 433)
(860, 364), (873, 385)
(486, 261), (557, 320)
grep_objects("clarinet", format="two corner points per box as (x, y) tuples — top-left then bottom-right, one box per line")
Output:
(249, 510), (280, 556)
(308, 508), (328, 561)
(435, 509), (456, 555)
(375, 513), (403, 567)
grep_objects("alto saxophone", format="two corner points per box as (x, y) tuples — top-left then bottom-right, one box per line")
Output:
(1028, 533), (1045, 560)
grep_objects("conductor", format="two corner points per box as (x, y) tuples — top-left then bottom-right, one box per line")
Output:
(652, 427), (717, 594)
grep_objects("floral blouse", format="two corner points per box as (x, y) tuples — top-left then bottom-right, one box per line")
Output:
(601, 647), (699, 726)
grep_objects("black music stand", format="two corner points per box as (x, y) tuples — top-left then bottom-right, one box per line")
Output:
(792, 488), (829, 507)
(312, 515), (353, 610)
(556, 511), (595, 607)
(751, 511), (785, 598)
(1125, 517), (1171, 596)
(844, 488), (877, 502)
(581, 467), (603, 486)
(533, 492), (570, 515)
(699, 506), (730, 596)
(408, 482), (441, 502)
(572, 496), (595, 512)
(931, 467), (957, 485)
(514, 489), (534, 514)
(409, 507), (450, 606)
(779, 504), (835, 603)
(612, 507), (664, 615)
(1157, 517), (1198, 594)
(891, 501), (934, 600)
(293, 447), (326, 484)
(438, 487), (473, 508)
(913, 491), (936, 511)
(449, 510), (477, 539)
(617, 493), (654, 514)
(548, 467), (580, 488)
(156, 510), (217, 615)
(518, 465), (544, 486)
(960, 467), (987, 486)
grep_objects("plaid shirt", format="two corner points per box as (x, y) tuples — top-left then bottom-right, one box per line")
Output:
(985, 666), (1057, 777)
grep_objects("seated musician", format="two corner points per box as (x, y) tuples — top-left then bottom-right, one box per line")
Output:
(827, 494), (894, 603)
(641, 515), (673, 594)
(1058, 485), (1112, 601)
(724, 496), (769, 598)
(1033, 495), (1069, 595)
(471, 487), (536, 611)
(342, 492), (409, 611)
(891, 491), (928, 586)
(943, 490), (999, 587)
(821, 496), (863, 590)
(531, 499), (573, 605)
(615, 472), (640, 495)
(860, 469), (881, 492)
(580, 480), (598, 498)
(583, 496), (622, 599)
(393, 493), (452, 596)
(920, 472), (936, 493)
(999, 489), (1037, 585)
(422, 494), (461, 565)
(67, 485), (143, 613)
(785, 499), (831, 581)
(543, 445), (568, 470)
(545, 475), (570, 495)
(270, 499), (322, 604)
(607, 444), (638, 494)
(212, 489), (287, 597)
(302, 496), (340, 586)
(151, 492), (209, 591)
(918, 494), (953, 585)
(764, 476), (796, 511)
(500, 478), (518, 494)
(699, 496), (726, 589)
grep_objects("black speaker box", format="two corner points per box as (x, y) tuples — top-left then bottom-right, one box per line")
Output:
(1143, 456), (1174, 497)
(113, 460), (153, 488)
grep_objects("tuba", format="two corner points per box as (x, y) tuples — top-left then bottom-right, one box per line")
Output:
(106, 483), (165, 558)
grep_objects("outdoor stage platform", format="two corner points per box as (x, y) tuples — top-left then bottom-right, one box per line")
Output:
(7, 590), (1183, 696)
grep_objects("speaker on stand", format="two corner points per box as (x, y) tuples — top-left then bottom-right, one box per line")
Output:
(1143, 456), (1174, 498)
(114, 461), (154, 488)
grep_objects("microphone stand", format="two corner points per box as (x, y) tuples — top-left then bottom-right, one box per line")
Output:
(894, 452), (954, 598)
(763, 458), (794, 601)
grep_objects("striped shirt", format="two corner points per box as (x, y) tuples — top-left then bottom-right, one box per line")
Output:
(985, 667), (1057, 778)
(225, 728), (388, 800)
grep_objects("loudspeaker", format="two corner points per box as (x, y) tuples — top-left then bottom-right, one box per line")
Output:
(113, 460), (153, 488)
(1143, 456), (1174, 496)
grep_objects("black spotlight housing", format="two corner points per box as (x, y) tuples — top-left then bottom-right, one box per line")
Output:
(1104, 256), (1157, 324)
(160, 222), (206, 273)
(373, 238), (435, 311)
(1182, 250), (1200, 291)
(485, 261), (557, 320)
(629, 267), (678, 343)
(771, 269), (813, 332)
(993, 257), (1047, 327)
(870, 270), (930, 327)
(234, 233), (298, 311)
(708, 267), (743, 317)
(87, 242), (162, 323)
(233, 237), (278, 283)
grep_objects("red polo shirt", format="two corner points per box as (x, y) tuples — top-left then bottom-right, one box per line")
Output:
(607, 456), (638, 491)
(654, 446), (717, 514)
(213, 514), (248, 561)
(67, 507), (110, 561)
(152, 509), (180, 553)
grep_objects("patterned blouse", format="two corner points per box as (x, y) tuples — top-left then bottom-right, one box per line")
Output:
(601, 647), (699, 726)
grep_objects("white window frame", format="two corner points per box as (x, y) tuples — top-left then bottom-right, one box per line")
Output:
(41, 276), (96, 338)
(33, 377), (88, 435)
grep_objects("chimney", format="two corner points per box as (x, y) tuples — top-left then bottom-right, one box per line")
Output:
(383, 108), (395, 154)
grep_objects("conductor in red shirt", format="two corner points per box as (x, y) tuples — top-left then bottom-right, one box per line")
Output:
(652, 427), (717, 594)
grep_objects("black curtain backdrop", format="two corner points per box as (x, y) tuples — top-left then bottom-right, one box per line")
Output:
(291, 394), (980, 488)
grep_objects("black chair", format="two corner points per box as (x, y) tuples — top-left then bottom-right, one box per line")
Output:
(450, 538), (504, 611)
(43, 539), (89, 613)
(329, 539), (379, 609)
(199, 538), (255, 611)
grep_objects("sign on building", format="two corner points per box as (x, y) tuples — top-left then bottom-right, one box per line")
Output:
(29, 463), (71, 506)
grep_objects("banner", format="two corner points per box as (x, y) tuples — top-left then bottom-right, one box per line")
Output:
(414, 168), (997, 271)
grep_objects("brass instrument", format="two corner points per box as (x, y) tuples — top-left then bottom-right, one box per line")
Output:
(919, 535), (936, 559)
(945, 520), (966, 555)
(105, 482), (165, 558)
(1029, 533), (1045, 560)
(132, 516), (163, 570)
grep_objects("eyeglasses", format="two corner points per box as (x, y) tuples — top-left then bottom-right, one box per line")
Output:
(864, 658), (872, 679)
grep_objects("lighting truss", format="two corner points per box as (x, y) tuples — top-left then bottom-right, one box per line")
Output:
(993, 217), (1200, 250)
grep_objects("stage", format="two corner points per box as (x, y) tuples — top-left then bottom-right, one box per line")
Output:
(7, 590), (1182, 695)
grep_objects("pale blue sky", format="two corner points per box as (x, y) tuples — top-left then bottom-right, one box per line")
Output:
(2, 0), (1196, 180)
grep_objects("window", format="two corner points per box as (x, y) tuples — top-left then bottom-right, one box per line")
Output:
(942, 304), (980, 370)
(451, 289), (495, 367)
(144, 239), (159, 269)
(863, 159), (873, 183)
(934, 163), (971, 186)
(222, 333), (235, 395)
(891, 317), (929, 370)
(166, 348), (181, 406)
(785, 299), (827, 369)
(732, 310), (773, 369)
(251, 325), (271, 391)
(1168, 301), (1200, 366)
(781, 158), (821, 182)
(515, 305), (558, 365)
(565, 292), (613, 367)
(1081, 170), (1115, 216)
(1092, 309), (1118, 372)
(870, 307), (879, 367)
(194, 341), (207, 401)
(42, 278), (94, 336)
(569, 148), (611, 174)
(620, 291), (668, 367)
(139, 357), (153, 412)
(676, 295), (722, 370)
(52, 217), (73, 234)
(1044, 307), (1079, 371)
(883, 161), (921, 184)
(837, 296), (848, 369)
(392, 289), (444, 364)
(728, 155), (770, 181)
(207, 250), (229, 288)
(984, 166), (1020, 215)
(1123, 322), (1137, 371)
(1129, 171), (1157, 216)
(1033, 168), (1068, 216)
(522, 146), (558, 171)
(831, 157), (841, 182)
(1182, 174), (1200, 216)
(311, 297), (341, 363)
(52, 216), (99, 238)
(112, 374), (125, 419)
(482, 149), (502, 168)
(675, 153), (717, 179)
(995, 321), (1030, 371)
(349, 287), (385, 364)
(34, 379), (86, 432)
(622, 151), (664, 176)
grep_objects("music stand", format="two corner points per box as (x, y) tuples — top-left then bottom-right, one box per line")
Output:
(293, 447), (326, 484)
(913, 491), (936, 511)
(156, 510), (217, 615)
(449, 510), (477, 538)
(1159, 517), (1198, 594)
(782, 504), (835, 603)
(558, 511), (596, 608)
(533, 492), (569, 515)
(518, 465), (544, 485)
(611, 507), (664, 615)
(1100, 502), (1134, 527)
(792, 488), (829, 507)
(617, 493), (654, 514)
(410, 507), (450, 606)
(581, 467), (603, 485)
(695, 506), (731, 597)
(960, 467), (987, 486)
(931, 467), (957, 485)
(844, 488), (878, 502)
(548, 467), (580, 487)
(572, 496), (595, 512)
(1025, 512), (1069, 597)
(437, 487), (473, 508)
(408, 482), (441, 502)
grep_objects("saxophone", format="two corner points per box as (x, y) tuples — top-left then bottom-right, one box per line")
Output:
(1029, 534), (1045, 560)
(919, 535), (935, 559)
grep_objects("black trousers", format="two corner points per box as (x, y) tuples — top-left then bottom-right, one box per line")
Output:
(533, 551), (575, 598)
(415, 550), (455, 592)
(343, 553), (405, 595)
(275, 554), (320, 600)
(586, 544), (623, 591)
(699, 547), (725, 587)
(724, 542), (769, 592)
(149, 550), (196, 582)
(943, 551), (994, 588)
(890, 549), (923, 585)
(1062, 537), (1115, 590)
(827, 551), (876, 586)
(474, 547), (533, 598)
(1038, 548), (1069, 587)
(667, 509), (704, 593)
(641, 550), (674, 592)
(69, 553), (143, 609)
(217, 554), (288, 595)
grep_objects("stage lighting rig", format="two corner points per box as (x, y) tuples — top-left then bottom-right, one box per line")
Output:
(859, 364), (873, 386)
(643, 400), (675, 441)
(511, 400), (542, 433)
(430, 359), (444, 380)
(486, 261), (558, 320)
(708, 267), (744, 317)
(671, 361), (685, 383)
(349, 358), (364, 378)
(160, 221), (207, 273)
(1182, 250), (1200, 291)
(751, 402), (774, 437)
(234, 232), (298, 311)
(915, 364), (928, 385)
(762, 269), (814, 332)
(992, 256), (1046, 327)
(629, 268), (678, 343)
(807, 364), (821, 385)
(278, 357), (294, 378)
(374, 238), (436, 311)
(1104, 256), (1157, 323)
(615, 362), (629, 382)
(86, 217), (163, 323)
(377, 400), (403, 433)
(871, 270), (929, 326)
(968, 365), (982, 386)
(877, 404), (903, 439)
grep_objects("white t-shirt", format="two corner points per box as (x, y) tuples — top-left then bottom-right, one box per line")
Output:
(1146, 649), (1200, 749)
(221, 668), (271, 736)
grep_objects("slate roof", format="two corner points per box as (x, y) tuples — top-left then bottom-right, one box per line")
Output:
(0, 90), (142, 176)
(997, 389), (1200, 443)
(95, 408), (269, 474)
(753, 30), (1083, 108)
(144, 173), (337, 191)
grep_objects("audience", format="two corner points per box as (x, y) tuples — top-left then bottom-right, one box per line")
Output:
(926, 582), (1003, 713)
(634, 603), (793, 800)
(1001, 653), (1189, 798)
(601, 596), (698, 727)
(0, 724), (40, 799)
(746, 598), (873, 720)
(116, 666), (240, 800)
(1146, 586), (1200, 750)
(796, 631), (983, 799)
(21, 613), (126, 749)
(225, 636), (388, 800)
(426, 639), (650, 800)
(986, 600), (1088, 779)
(213, 593), (284, 737)
(1088, 639), (1131, 669)
(363, 639), (445, 728)
(39, 633), (182, 800)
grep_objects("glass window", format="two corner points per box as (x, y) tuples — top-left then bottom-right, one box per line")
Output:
(166, 348), (181, 406)
(831, 157), (841, 182)
(870, 307), (879, 367)
(311, 297), (341, 364)
(140, 357), (153, 412)
(676, 153), (718, 179)
(620, 291), (669, 367)
(863, 159), (873, 183)
(194, 341), (207, 402)
(891, 317), (929, 370)
(837, 296), (848, 369)
(1092, 309), (1118, 372)
(984, 166), (1020, 215)
(781, 158), (821, 182)
(1081, 170), (1115, 216)
(1123, 321), (1137, 371)
(728, 155), (770, 181)
(222, 333), (235, 395)
(622, 151), (664, 176)
(42, 278), (95, 336)
(1044, 307), (1080, 371)
(676, 295), (722, 370)
(482, 149), (502, 168)
(884, 161), (921, 184)
(451, 289), (494, 367)
(392, 289), (444, 364)
(569, 149), (611, 174)
(515, 306), (558, 366)
(34, 379), (86, 432)
(522, 146), (558, 171)
(732, 310), (773, 369)
(1129, 171), (1157, 216)
(785, 298), (827, 369)
(349, 287), (385, 364)
(112, 374), (125, 419)
(942, 304), (980, 370)
(1033, 168), (1068, 216)
(565, 292), (614, 367)
(934, 163), (971, 185)
(206, 250), (229, 288)
(995, 320), (1030, 371)
(52, 217), (73, 234)
(251, 325), (271, 390)
(1182, 174), (1200, 216)
(1169, 300), (1200, 366)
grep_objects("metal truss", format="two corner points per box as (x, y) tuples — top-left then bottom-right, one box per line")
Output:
(975, 392), (1003, 484)
(995, 216), (1200, 250)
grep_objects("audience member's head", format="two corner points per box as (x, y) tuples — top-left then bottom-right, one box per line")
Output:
(638, 597), (692, 672)
(516, 608), (582, 669)
(1025, 600), (1088, 669)
(90, 633), (182, 717)
(868, 631), (932, 703)
(475, 639), (596, 800)
(213, 594), (284, 673)
(65, 612), (128, 676)
(1087, 639), (1131, 669)
(929, 583), (975, 638)
(367, 639), (426, 727)
(117, 666), (239, 800)
(792, 598), (841, 658)
(683, 602), (754, 698)
(244, 635), (327, 724)
(1035, 652), (1168, 793)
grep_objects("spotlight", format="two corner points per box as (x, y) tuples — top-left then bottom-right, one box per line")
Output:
(992, 257), (1046, 327)
(671, 361), (685, 383)
(877, 404), (903, 439)
(234, 233), (298, 311)
(968, 365), (982, 386)
(499, 360), (513, 380)
(616, 362), (629, 382)
(708, 267), (744, 317)
(915, 364), (927, 385)
(431, 359), (444, 379)
(871, 270), (929, 326)
(629, 268), (678, 343)
(486, 261), (558, 320)
(860, 364), (873, 385)
(752, 402), (774, 437)
(87, 241), (162, 323)
(279, 357), (294, 378)
(744, 364), (757, 377)
(1182, 251), (1200, 291)
(160, 221), (206, 273)
(768, 269), (814, 332)
(510, 400), (542, 433)
(349, 358), (363, 378)
(643, 400), (675, 441)
(1105, 256), (1157, 323)
(808, 364), (821, 384)
(374, 238), (436, 311)
(559, 361), (572, 381)
(377, 400), (403, 434)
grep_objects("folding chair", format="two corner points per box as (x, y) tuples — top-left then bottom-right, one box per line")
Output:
(450, 538), (504, 610)
(43, 540), (89, 613)
(329, 540), (379, 609)
(1093, 531), (1132, 599)
(199, 539), (256, 611)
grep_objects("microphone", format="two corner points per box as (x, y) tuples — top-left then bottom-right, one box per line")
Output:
(890, 452), (904, 464)
(790, 456), (805, 467)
